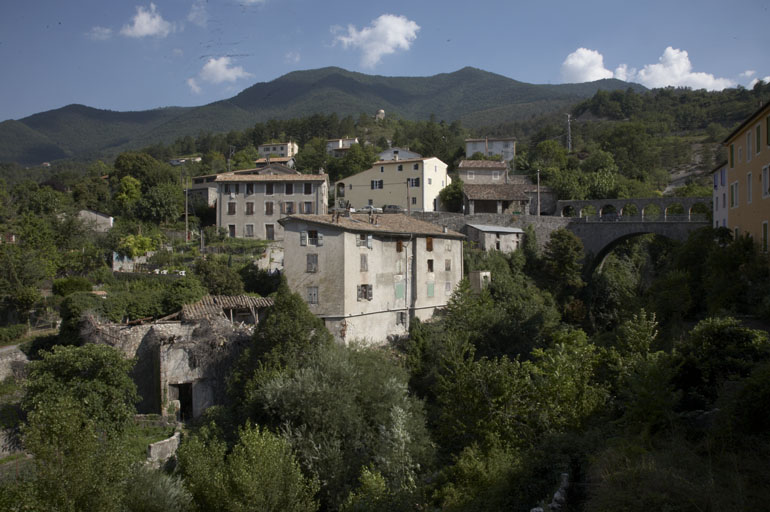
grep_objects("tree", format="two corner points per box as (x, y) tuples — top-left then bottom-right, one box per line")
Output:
(194, 258), (245, 296)
(114, 175), (142, 212)
(178, 423), (319, 512)
(136, 183), (183, 224)
(438, 178), (463, 212)
(20, 344), (139, 511)
(541, 229), (585, 307)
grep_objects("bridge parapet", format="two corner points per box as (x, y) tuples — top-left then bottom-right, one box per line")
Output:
(557, 197), (711, 219)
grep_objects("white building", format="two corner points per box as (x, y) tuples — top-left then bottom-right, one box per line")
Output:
(215, 165), (329, 241)
(465, 137), (516, 162)
(712, 161), (729, 229)
(279, 213), (464, 344)
(257, 141), (299, 159)
(326, 137), (359, 158)
(335, 157), (451, 212)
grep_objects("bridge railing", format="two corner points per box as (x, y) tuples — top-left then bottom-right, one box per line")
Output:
(575, 214), (710, 223)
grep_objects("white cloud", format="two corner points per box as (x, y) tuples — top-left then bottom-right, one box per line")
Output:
(188, 0), (207, 27)
(561, 48), (614, 82)
(121, 3), (174, 38)
(172, 48), (184, 57)
(748, 76), (770, 88)
(561, 46), (737, 91)
(199, 56), (253, 84)
(187, 78), (201, 94)
(333, 14), (420, 68)
(285, 51), (300, 64)
(240, 0), (267, 4)
(86, 26), (113, 41)
(636, 47), (736, 90)
(740, 70), (756, 78)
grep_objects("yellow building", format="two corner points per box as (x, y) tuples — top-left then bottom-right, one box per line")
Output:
(724, 102), (770, 251)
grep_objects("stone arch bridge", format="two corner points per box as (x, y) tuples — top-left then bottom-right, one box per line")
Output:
(556, 197), (712, 269)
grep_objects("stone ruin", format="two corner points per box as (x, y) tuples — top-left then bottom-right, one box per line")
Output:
(81, 315), (252, 421)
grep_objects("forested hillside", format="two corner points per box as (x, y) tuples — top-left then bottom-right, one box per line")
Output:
(0, 67), (641, 165)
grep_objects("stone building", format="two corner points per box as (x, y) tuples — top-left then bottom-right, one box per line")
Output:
(279, 213), (464, 344)
(456, 160), (510, 184)
(465, 137), (516, 162)
(463, 223), (524, 252)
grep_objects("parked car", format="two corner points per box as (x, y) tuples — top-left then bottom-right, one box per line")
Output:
(382, 205), (405, 213)
(360, 205), (383, 213)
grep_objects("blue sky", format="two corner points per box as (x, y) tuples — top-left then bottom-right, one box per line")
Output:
(1, 0), (767, 121)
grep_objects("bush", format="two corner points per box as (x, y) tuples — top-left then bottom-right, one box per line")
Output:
(0, 324), (27, 346)
(52, 276), (93, 297)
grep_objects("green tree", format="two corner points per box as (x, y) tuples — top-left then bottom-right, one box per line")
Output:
(541, 229), (585, 307)
(194, 258), (245, 296)
(177, 423), (319, 512)
(438, 178), (464, 212)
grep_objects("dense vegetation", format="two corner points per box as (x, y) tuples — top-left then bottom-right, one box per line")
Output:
(0, 79), (769, 510)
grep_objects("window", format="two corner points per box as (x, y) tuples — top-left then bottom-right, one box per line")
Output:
(757, 124), (762, 154)
(265, 224), (275, 240)
(245, 224), (254, 238)
(301, 231), (323, 246)
(730, 144), (734, 168)
(398, 164), (403, 171)
(748, 173), (753, 204)
(427, 259), (434, 272)
(493, 171), (500, 180)
(304, 183), (312, 195)
(428, 178), (432, 185)
(265, 201), (274, 215)
(445, 281), (452, 295)
(266, 183), (274, 195)
(763, 222), (768, 252)
(445, 259), (451, 271)
(357, 284), (373, 301)
(371, 180), (384, 189)
(721, 168), (726, 186)
(730, 182), (739, 208)
(426, 237), (433, 251)
(763, 166), (769, 197)
(283, 202), (295, 214)
(285, 183), (294, 195)
(228, 225), (236, 238)
(357, 234), (373, 248)
(468, 171), (475, 180)
(246, 202), (254, 215)
(395, 281), (405, 299)
(224, 184), (231, 194)
(396, 311), (407, 325)
(713, 173), (718, 190)
(412, 197), (417, 205)
(396, 239), (404, 252)
(427, 282), (434, 298)
(380, 166), (384, 173)
(413, 163), (419, 170)
(360, 253), (368, 271)
(246, 183), (254, 195)
(227, 202), (236, 215)
(301, 201), (314, 214)
(306, 253), (318, 272)
(408, 178), (420, 187)
(748, 132), (753, 162)
(234, 184), (239, 194)
(307, 286), (318, 304)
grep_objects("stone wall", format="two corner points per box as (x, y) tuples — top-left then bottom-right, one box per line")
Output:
(146, 431), (181, 468)
(0, 347), (28, 382)
(411, 212), (571, 250)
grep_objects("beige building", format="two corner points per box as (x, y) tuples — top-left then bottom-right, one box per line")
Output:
(215, 165), (329, 241)
(326, 137), (359, 157)
(457, 160), (510, 184)
(465, 137), (516, 162)
(258, 141), (298, 159)
(711, 161), (729, 229)
(335, 157), (450, 212)
(723, 102), (770, 250)
(279, 213), (464, 344)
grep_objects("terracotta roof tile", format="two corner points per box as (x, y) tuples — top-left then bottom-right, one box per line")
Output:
(280, 213), (464, 239)
(463, 184), (530, 201)
(215, 172), (328, 182)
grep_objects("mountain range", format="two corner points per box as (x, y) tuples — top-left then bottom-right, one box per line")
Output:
(0, 67), (645, 165)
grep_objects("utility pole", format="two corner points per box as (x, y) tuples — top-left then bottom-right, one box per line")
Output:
(406, 179), (411, 214)
(566, 114), (572, 153)
(537, 169), (541, 217)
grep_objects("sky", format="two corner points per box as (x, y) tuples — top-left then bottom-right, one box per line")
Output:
(0, 0), (768, 121)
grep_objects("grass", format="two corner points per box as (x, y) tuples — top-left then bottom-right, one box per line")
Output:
(125, 419), (177, 462)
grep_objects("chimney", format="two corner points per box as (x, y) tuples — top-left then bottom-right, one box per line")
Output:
(442, 226), (448, 233)
(393, 150), (399, 161)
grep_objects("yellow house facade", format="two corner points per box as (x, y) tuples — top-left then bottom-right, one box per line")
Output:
(724, 102), (770, 251)
(335, 157), (450, 212)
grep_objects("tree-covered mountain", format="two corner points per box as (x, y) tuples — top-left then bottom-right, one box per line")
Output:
(0, 67), (643, 165)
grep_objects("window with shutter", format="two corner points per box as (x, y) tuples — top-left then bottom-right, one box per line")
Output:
(396, 240), (403, 252)
(300, 231), (307, 246)
(426, 237), (433, 251)
(427, 282), (434, 297)
(306, 254), (318, 273)
(360, 254), (368, 271)
(265, 201), (274, 215)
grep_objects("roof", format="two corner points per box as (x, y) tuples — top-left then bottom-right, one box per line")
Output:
(181, 295), (274, 321)
(710, 160), (728, 174)
(466, 224), (524, 234)
(258, 142), (294, 147)
(457, 160), (509, 170)
(463, 184), (530, 201)
(215, 172), (328, 182)
(279, 213), (465, 239)
(723, 102), (770, 144)
(255, 157), (294, 164)
(372, 156), (444, 165)
(465, 137), (516, 143)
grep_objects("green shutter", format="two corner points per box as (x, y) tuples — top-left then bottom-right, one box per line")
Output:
(394, 282), (405, 300)
(427, 282), (434, 298)
(730, 144), (734, 168)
